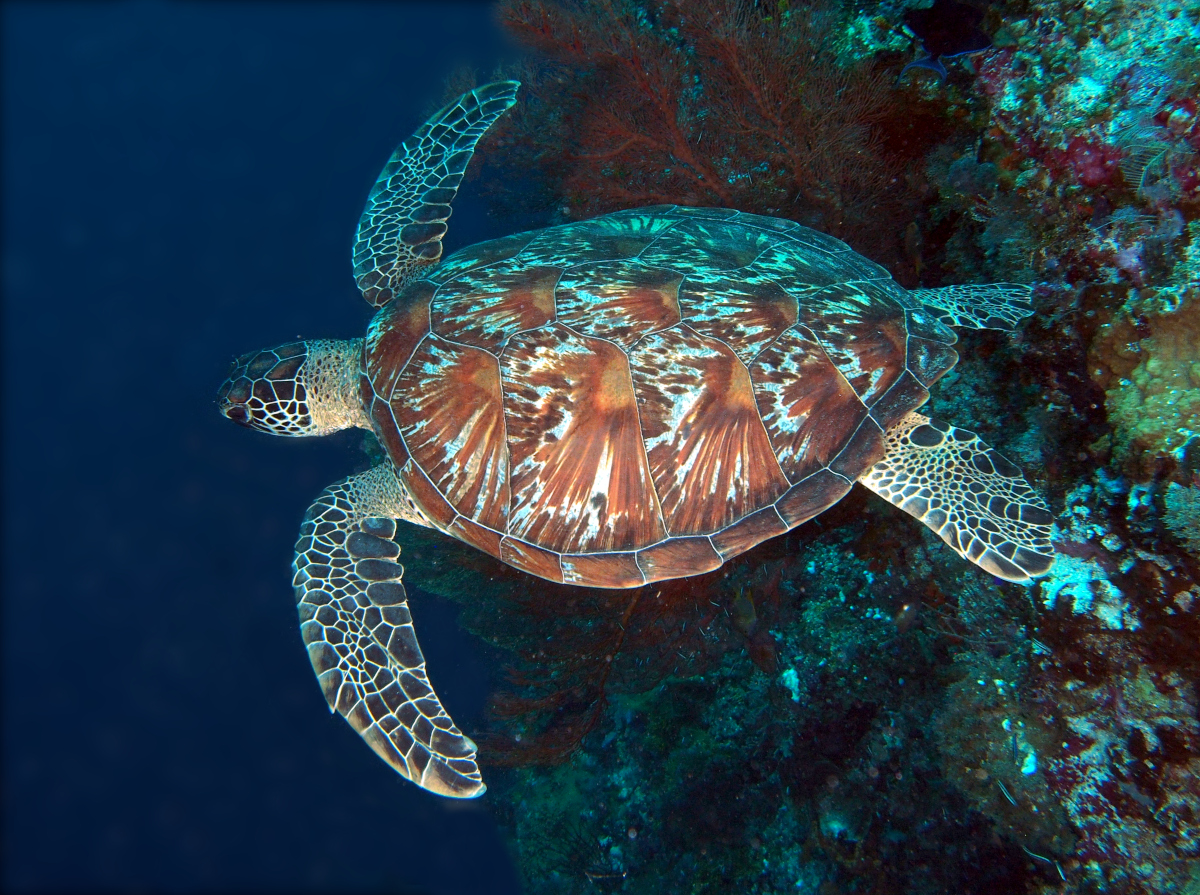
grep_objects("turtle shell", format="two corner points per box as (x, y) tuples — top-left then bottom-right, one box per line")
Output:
(361, 207), (958, 588)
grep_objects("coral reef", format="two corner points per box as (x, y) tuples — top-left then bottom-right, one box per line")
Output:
(1032, 656), (1200, 894)
(399, 0), (1200, 891)
(462, 513), (1067, 895)
(1089, 287), (1200, 475)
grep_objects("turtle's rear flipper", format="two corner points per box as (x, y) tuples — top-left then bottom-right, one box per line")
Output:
(353, 81), (521, 307)
(293, 466), (485, 798)
(909, 283), (1034, 330)
(859, 412), (1055, 582)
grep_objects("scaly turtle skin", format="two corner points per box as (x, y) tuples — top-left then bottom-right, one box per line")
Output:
(218, 82), (1055, 799)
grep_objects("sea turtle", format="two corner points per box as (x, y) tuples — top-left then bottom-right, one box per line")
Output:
(218, 82), (1055, 799)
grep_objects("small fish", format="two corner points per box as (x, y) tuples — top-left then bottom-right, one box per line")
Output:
(900, 0), (993, 80)
(731, 586), (758, 637)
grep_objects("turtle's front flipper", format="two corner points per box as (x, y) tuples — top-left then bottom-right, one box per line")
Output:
(293, 465), (485, 797)
(859, 412), (1055, 582)
(353, 81), (521, 307)
(909, 283), (1034, 330)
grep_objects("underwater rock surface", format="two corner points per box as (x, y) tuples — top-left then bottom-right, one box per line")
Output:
(1091, 288), (1200, 473)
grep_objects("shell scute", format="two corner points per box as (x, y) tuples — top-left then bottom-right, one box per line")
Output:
(448, 515), (503, 558)
(367, 281), (433, 392)
(869, 371), (931, 431)
(561, 551), (645, 587)
(522, 214), (674, 267)
(740, 243), (848, 293)
(635, 537), (723, 582)
(800, 283), (910, 407)
(827, 416), (886, 480)
(638, 218), (778, 270)
(555, 261), (683, 350)
(775, 468), (854, 527)
(677, 268), (798, 365)
(424, 230), (538, 286)
(751, 325), (870, 483)
(392, 334), (510, 530)
(629, 325), (790, 536)
(368, 392), (410, 468)
(668, 205), (740, 220)
(500, 324), (666, 554)
(608, 204), (676, 216)
(908, 335), (959, 386)
(734, 213), (799, 234)
(786, 223), (861, 257)
(904, 307), (957, 344)
(432, 261), (559, 353)
(397, 459), (456, 528)
(710, 505), (789, 560)
(499, 536), (564, 582)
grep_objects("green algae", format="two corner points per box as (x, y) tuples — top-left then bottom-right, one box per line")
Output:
(1164, 483), (1200, 556)
(1091, 288), (1200, 472)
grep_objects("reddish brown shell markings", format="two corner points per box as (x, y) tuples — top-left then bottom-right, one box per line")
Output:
(502, 324), (666, 555)
(679, 269), (799, 365)
(555, 261), (683, 349)
(800, 283), (910, 407)
(392, 335), (510, 531)
(751, 326), (869, 481)
(430, 261), (558, 353)
(363, 207), (959, 588)
(363, 279), (434, 468)
(630, 326), (790, 535)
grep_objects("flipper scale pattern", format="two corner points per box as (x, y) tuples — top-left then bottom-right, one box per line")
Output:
(293, 465), (485, 797)
(353, 81), (520, 307)
(859, 412), (1055, 582)
(909, 283), (1035, 331)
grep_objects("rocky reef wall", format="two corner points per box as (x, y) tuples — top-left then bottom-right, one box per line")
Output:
(403, 1), (1200, 891)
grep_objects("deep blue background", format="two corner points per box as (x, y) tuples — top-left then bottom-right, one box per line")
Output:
(3, 3), (522, 891)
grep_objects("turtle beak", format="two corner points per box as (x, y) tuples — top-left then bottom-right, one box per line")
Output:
(221, 398), (250, 426)
(217, 355), (255, 428)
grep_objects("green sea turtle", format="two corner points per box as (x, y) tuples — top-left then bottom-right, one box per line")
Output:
(218, 82), (1054, 799)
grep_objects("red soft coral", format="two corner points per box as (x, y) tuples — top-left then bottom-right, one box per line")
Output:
(496, 0), (904, 242)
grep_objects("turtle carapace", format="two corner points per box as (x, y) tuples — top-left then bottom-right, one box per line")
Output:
(218, 82), (1054, 799)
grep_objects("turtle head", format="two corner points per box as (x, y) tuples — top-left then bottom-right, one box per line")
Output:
(218, 338), (367, 436)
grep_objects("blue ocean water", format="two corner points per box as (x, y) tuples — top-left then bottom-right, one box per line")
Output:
(3, 3), (521, 892)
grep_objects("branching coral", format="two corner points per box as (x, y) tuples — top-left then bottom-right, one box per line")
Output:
(493, 0), (905, 243)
